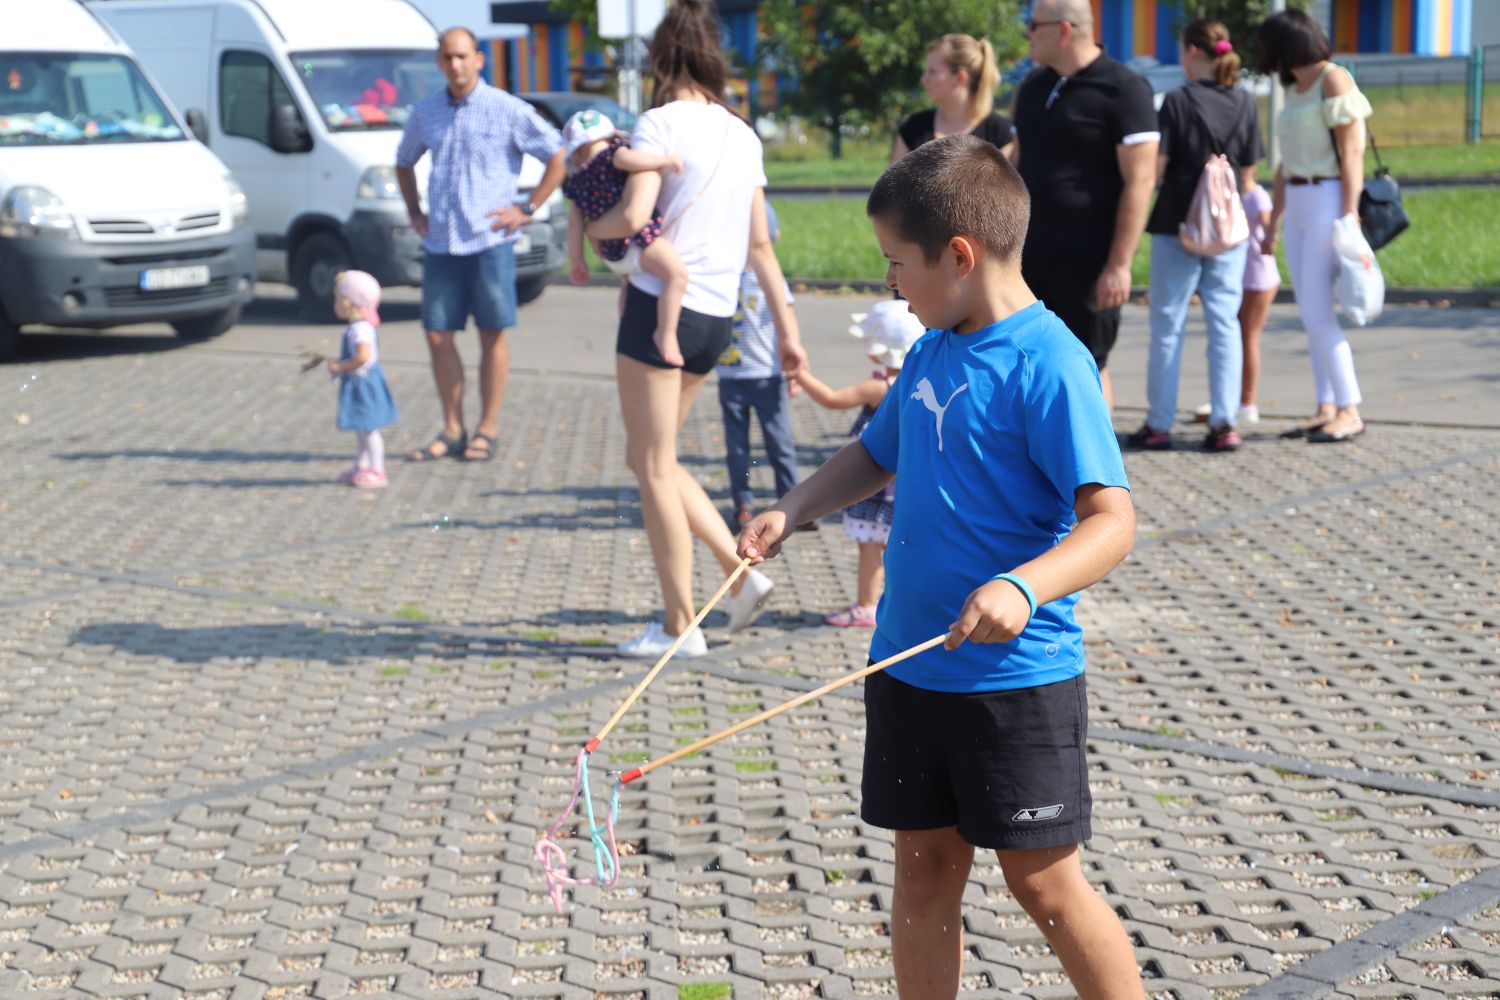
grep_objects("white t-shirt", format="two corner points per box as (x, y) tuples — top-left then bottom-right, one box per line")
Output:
(628, 102), (768, 317)
(344, 320), (378, 373)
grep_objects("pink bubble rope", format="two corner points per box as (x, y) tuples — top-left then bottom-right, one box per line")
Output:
(534, 746), (621, 914)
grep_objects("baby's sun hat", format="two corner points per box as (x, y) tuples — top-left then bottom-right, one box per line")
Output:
(562, 109), (617, 161)
(849, 300), (927, 369)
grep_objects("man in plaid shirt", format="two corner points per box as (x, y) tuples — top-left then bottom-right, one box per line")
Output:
(396, 27), (565, 463)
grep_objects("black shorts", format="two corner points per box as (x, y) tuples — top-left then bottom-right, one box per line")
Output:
(862, 670), (1092, 851)
(616, 283), (734, 375)
(1023, 255), (1121, 370)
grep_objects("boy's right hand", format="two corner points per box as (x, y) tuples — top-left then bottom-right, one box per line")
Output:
(664, 155), (684, 174)
(570, 260), (591, 285)
(738, 509), (790, 564)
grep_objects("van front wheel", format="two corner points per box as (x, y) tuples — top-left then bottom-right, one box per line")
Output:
(0, 306), (19, 361)
(292, 231), (351, 323)
(172, 304), (241, 341)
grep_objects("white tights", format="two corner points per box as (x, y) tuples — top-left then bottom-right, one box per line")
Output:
(356, 430), (385, 471)
(1283, 182), (1362, 407)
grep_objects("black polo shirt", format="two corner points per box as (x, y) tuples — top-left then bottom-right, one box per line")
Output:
(1145, 81), (1263, 235)
(1014, 51), (1158, 260)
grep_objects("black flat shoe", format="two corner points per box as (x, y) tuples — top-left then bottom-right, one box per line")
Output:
(1308, 424), (1365, 443)
(1280, 422), (1327, 440)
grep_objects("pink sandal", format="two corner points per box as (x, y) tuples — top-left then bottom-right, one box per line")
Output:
(823, 604), (876, 628)
(337, 466), (361, 484)
(351, 469), (388, 490)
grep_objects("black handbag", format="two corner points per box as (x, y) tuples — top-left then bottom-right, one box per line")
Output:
(1358, 134), (1409, 250)
(1331, 128), (1410, 251)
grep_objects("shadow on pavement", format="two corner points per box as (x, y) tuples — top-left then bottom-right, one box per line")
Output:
(7, 330), (187, 363)
(71, 620), (610, 665)
(58, 448), (343, 463)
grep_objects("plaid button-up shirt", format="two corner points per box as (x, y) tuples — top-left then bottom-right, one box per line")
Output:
(396, 81), (562, 256)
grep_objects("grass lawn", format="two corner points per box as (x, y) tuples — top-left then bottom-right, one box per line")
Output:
(771, 188), (1500, 288)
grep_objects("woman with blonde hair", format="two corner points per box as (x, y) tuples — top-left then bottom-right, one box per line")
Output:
(892, 33), (1013, 162)
(587, 0), (807, 657)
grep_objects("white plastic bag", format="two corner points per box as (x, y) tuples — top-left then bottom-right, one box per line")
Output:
(1332, 214), (1384, 327)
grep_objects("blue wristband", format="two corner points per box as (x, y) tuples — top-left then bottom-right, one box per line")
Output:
(991, 572), (1037, 620)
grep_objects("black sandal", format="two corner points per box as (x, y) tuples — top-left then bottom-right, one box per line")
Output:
(464, 432), (496, 462)
(409, 430), (466, 462)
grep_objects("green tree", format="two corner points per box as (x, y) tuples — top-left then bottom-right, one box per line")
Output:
(1161, 0), (1310, 71)
(755, 0), (1028, 157)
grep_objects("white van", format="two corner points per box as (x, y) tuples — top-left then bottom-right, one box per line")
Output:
(93, 0), (567, 322)
(0, 0), (256, 359)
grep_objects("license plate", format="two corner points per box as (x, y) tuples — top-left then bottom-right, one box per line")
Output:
(513, 231), (532, 254)
(139, 265), (210, 292)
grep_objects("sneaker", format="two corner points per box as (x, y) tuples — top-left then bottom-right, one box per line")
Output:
(1124, 425), (1172, 450)
(1238, 404), (1261, 425)
(1205, 424), (1243, 452)
(617, 621), (708, 659)
(351, 468), (388, 489)
(726, 568), (774, 632)
(733, 505), (753, 528)
(337, 466), (360, 484)
(823, 603), (877, 628)
(1193, 402), (1212, 423)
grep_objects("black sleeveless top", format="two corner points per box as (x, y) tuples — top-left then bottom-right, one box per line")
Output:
(897, 109), (1014, 152)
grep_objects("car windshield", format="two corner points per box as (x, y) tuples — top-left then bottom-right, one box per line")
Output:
(291, 50), (445, 131)
(0, 53), (184, 145)
(530, 94), (637, 131)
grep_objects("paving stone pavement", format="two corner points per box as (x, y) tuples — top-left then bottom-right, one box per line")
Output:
(1, 289), (1498, 999)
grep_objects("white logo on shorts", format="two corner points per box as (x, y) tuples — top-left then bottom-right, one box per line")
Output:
(1012, 804), (1065, 822)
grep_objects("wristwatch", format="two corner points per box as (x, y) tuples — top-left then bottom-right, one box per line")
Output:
(521, 200), (536, 216)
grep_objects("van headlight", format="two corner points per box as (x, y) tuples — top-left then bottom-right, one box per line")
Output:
(357, 166), (402, 201)
(0, 186), (79, 240)
(225, 175), (249, 226)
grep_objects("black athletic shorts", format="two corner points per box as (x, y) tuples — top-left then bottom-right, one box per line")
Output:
(862, 669), (1092, 851)
(616, 283), (734, 375)
(1023, 255), (1121, 371)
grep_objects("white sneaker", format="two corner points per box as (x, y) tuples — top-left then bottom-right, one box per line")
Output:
(1238, 404), (1261, 425)
(726, 568), (774, 632)
(617, 621), (708, 659)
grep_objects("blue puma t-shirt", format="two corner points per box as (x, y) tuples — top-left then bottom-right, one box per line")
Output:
(859, 301), (1129, 693)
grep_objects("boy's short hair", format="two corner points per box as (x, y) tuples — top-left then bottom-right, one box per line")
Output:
(866, 134), (1029, 265)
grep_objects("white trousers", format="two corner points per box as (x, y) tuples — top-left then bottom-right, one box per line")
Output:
(1283, 182), (1362, 407)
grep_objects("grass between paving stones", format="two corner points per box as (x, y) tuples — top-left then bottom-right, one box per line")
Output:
(678, 984), (733, 1000)
(772, 187), (1500, 288)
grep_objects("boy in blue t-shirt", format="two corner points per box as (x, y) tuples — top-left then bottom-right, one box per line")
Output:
(738, 135), (1142, 998)
(716, 202), (800, 528)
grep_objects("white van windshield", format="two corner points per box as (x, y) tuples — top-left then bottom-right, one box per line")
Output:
(0, 53), (184, 145)
(290, 50), (445, 131)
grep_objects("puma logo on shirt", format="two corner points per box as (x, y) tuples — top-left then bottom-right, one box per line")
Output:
(911, 378), (969, 452)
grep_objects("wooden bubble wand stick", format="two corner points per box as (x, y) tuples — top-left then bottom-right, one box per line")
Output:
(618, 633), (948, 786)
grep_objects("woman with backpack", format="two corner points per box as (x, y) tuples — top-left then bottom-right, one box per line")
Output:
(1127, 18), (1262, 453)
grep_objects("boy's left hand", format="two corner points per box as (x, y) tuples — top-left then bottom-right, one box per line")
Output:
(946, 580), (1031, 650)
(664, 155), (684, 174)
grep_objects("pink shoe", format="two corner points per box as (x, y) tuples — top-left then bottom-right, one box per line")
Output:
(337, 466), (361, 484)
(351, 469), (388, 490)
(823, 604), (876, 628)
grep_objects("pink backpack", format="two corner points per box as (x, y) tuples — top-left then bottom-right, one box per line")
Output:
(1177, 93), (1250, 256)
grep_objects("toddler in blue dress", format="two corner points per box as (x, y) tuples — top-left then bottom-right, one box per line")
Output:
(328, 270), (399, 489)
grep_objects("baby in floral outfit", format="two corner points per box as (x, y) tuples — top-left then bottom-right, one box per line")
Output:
(561, 109), (690, 367)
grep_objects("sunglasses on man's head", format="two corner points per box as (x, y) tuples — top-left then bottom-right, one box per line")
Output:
(1027, 18), (1068, 31)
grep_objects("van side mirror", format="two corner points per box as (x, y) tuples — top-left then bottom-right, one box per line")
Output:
(268, 103), (312, 154)
(184, 108), (209, 145)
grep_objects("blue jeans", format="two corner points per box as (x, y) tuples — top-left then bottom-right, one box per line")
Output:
(718, 376), (798, 510)
(1146, 235), (1249, 430)
(420, 244), (517, 332)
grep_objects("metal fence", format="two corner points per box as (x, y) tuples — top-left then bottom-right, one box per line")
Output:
(1334, 50), (1500, 147)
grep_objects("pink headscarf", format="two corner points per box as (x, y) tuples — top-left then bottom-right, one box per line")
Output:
(336, 270), (381, 326)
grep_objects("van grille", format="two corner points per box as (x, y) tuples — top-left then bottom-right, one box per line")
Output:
(86, 210), (223, 238)
(104, 277), (230, 306)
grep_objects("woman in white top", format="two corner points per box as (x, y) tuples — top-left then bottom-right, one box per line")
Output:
(1257, 10), (1373, 443)
(589, 0), (807, 657)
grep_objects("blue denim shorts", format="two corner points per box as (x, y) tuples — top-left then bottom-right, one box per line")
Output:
(420, 244), (517, 332)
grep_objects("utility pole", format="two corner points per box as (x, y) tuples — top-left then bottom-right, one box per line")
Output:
(1267, 0), (1286, 170)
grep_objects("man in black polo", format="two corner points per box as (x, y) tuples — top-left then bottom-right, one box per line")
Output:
(1013, 0), (1158, 411)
